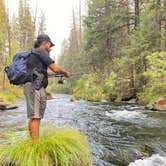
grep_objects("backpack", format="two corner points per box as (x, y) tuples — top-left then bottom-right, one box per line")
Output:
(5, 52), (31, 85)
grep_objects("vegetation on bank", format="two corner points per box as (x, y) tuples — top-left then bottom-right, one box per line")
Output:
(0, 74), (23, 104)
(0, 0), (46, 103)
(0, 0), (165, 107)
(0, 128), (92, 166)
(57, 0), (166, 105)
(72, 52), (166, 104)
(138, 52), (166, 104)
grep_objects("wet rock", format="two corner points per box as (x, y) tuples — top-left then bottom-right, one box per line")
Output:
(154, 97), (166, 111)
(70, 96), (76, 102)
(0, 101), (18, 110)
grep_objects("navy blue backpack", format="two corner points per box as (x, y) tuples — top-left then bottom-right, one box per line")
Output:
(5, 52), (31, 85)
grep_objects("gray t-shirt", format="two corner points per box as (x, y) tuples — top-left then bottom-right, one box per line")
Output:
(26, 47), (54, 88)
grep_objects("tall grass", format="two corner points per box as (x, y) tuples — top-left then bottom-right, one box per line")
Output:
(0, 128), (93, 166)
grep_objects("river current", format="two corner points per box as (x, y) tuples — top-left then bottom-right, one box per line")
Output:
(0, 94), (166, 166)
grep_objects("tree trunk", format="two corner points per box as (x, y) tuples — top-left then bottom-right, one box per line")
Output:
(126, 0), (130, 34)
(134, 0), (139, 28)
(163, 0), (166, 50)
(79, 0), (82, 46)
(156, 0), (161, 32)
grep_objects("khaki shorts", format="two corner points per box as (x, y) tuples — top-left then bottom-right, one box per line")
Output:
(24, 82), (46, 119)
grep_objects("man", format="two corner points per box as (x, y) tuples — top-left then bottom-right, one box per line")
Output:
(24, 34), (70, 141)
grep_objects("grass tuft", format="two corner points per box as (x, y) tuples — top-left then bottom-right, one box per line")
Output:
(0, 128), (93, 166)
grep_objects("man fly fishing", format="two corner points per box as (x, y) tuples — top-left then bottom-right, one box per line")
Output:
(24, 34), (71, 141)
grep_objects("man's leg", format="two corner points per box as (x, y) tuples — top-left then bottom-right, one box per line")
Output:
(28, 118), (41, 141)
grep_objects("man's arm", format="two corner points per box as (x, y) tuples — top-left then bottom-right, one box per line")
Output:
(48, 63), (70, 77)
(47, 71), (55, 77)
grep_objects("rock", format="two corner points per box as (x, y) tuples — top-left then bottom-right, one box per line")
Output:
(70, 96), (76, 102)
(0, 101), (18, 110)
(154, 97), (166, 111)
(126, 98), (137, 104)
(145, 104), (154, 110)
(100, 99), (107, 102)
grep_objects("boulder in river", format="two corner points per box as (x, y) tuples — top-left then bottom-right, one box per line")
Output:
(154, 97), (166, 111)
(70, 96), (76, 102)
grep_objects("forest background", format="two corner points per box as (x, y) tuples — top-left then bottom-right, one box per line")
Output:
(0, 0), (166, 109)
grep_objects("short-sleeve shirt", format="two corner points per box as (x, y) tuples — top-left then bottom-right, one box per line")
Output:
(26, 47), (54, 88)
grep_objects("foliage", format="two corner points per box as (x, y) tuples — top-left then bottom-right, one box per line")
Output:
(0, 91), (17, 104)
(0, 0), (47, 102)
(47, 81), (73, 94)
(0, 128), (93, 166)
(0, 74), (23, 104)
(73, 74), (104, 101)
(138, 52), (166, 104)
(0, 0), (8, 72)
(58, 0), (166, 105)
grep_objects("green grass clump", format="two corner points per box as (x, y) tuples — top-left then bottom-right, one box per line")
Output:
(0, 128), (93, 166)
(0, 91), (17, 104)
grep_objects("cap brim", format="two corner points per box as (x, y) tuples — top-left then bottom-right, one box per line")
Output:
(50, 42), (55, 47)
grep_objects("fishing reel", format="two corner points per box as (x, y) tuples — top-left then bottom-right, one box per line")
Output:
(58, 76), (65, 84)
(53, 74), (65, 84)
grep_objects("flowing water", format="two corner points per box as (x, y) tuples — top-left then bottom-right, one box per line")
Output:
(0, 94), (166, 166)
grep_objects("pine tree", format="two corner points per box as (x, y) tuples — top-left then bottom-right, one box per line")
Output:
(18, 0), (35, 51)
(38, 12), (46, 35)
(0, 0), (8, 71)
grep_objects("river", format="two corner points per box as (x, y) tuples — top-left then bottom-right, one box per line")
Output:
(0, 94), (166, 166)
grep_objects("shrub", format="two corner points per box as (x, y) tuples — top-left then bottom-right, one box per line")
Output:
(0, 128), (93, 166)
(73, 74), (104, 101)
(138, 52), (166, 104)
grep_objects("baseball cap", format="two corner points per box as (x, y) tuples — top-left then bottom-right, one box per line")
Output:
(36, 34), (55, 47)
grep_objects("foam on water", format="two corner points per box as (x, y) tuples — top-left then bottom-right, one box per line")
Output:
(128, 154), (166, 166)
(105, 110), (161, 127)
(105, 110), (146, 122)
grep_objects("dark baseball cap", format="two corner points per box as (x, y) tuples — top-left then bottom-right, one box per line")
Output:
(36, 34), (55, 47)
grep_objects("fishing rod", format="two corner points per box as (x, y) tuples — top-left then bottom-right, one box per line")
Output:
(50, 72), (84, 84)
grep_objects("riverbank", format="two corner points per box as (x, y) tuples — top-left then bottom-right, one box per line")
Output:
(49, 81), (166, 112)
(72, 95), (166, 112)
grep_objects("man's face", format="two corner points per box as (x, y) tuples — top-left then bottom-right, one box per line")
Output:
(41, 41), (51, 53)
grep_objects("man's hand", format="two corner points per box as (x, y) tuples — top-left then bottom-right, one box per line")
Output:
(48, 63), (71, 78)
(64, 71), (71, 78)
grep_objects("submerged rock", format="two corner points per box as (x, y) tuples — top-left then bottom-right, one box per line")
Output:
(154, 97), (166, 111)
